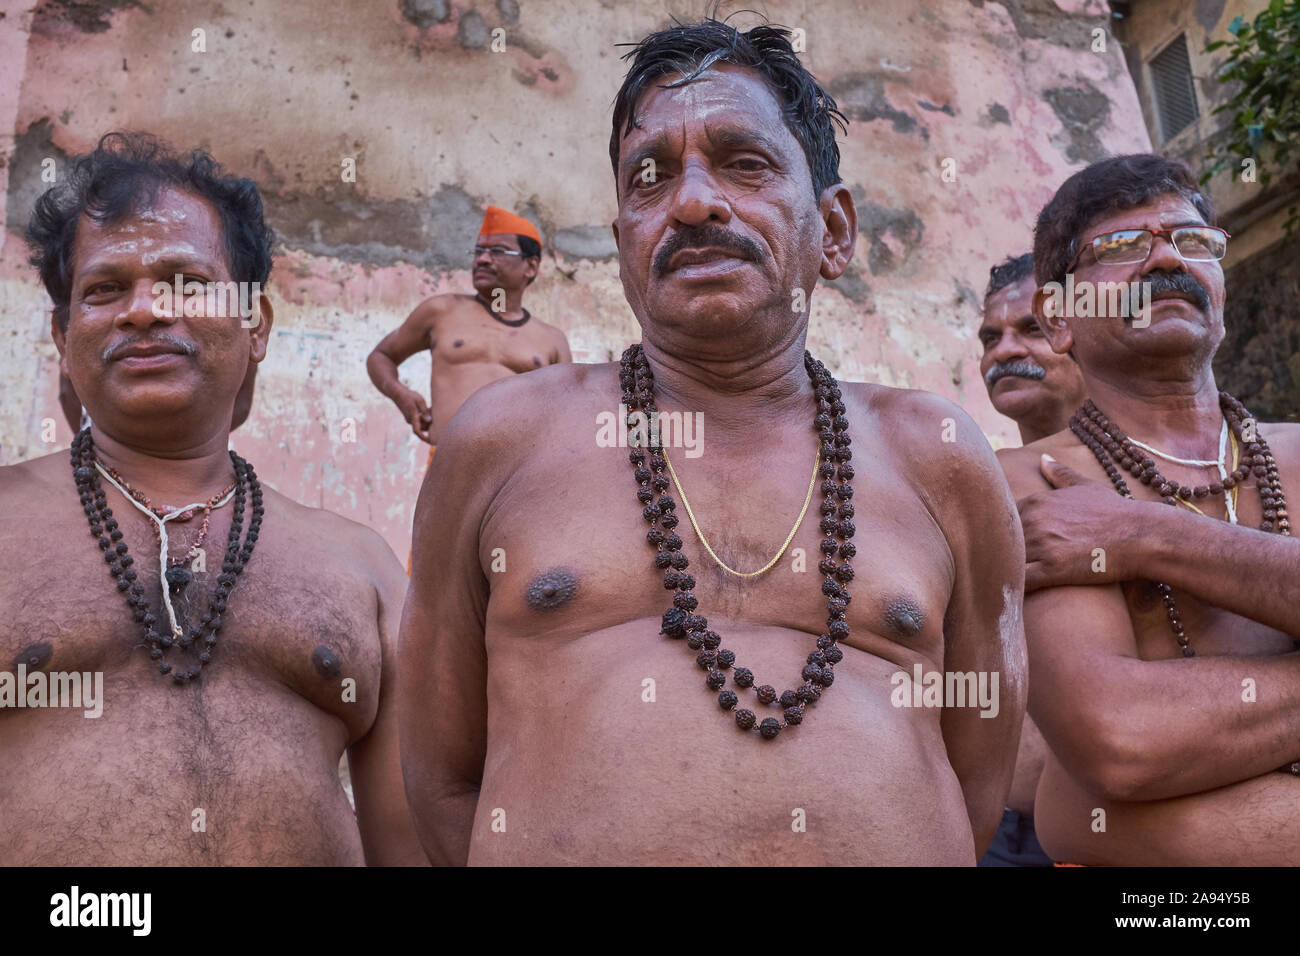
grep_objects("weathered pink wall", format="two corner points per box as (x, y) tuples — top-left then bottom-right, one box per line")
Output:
(0, 0), (1151, 561)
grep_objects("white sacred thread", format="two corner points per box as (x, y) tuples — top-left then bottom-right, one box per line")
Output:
(94, 461), (236, 638)
(1126, 419), (1237, 524)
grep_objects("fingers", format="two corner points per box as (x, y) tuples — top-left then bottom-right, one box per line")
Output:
(1039, 453), (1087, 489)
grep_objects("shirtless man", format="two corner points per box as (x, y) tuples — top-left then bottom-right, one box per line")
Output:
(976, 252), (1085, 866)
(399, 18), (1025, 866)
(1, 132), (425, 865)
(1000, 153), (1300, 865)
(366, 206), (572, 452)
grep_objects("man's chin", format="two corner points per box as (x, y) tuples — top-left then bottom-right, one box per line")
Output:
(95, 380), (210, 424)
(989, 377), (1046, 414)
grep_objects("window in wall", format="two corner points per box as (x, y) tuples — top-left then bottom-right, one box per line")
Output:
(1149, 33), (1200, 142)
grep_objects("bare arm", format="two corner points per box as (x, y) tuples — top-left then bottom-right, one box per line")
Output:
(397, 391), (510, 864)
(367, 298), (442, 443)
(1022, 455), (1300, 636)
(912, 399), (1027, 856)
(1023, 582), (1300, 800)
(347, 529), (429, 865)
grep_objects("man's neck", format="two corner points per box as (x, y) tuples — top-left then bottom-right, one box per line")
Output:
(88, 424), (237, 507)
(1082, 368), (1225, 459)
(476, 290), (527, 322)
(637, 334), (815, 442)
(1016, 389), (1089, 446)
(1017, 416), (1060, 447)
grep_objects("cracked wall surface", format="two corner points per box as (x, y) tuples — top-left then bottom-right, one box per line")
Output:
(0, 0), (1150, 559)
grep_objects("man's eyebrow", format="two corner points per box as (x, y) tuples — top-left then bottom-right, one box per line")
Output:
(621, 132), (673, 177)
(705, 125), (786, 157)
(77, 253), (218, 282)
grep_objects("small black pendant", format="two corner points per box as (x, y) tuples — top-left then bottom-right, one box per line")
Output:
(165, 564), (192, 593)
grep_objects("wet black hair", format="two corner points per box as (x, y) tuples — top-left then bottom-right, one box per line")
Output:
(609, 15), (846, 199)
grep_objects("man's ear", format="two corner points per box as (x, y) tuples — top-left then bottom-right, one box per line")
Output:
(50, 310), (70, 377)
(1032, 283), (1074, 356)
(247, 291), (274, 363)
(523, 256), (540, 285)
(611, 218), (621, 256)
(818, 183), (856, 281)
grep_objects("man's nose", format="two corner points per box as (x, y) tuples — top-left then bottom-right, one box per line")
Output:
(669, 163), (731, 227)
(1142, 232), (1185, 275)
(989, 330), (1029, 362)
(117, 277), (178, 328)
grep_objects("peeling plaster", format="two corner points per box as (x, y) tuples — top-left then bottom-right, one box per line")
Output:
(1043, 83), (1111, 164)
(826, 72), (917, 135)
(32, 0), (144, 35)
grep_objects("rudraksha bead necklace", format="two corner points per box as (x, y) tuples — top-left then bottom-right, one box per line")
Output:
(620, 344), (855, 739)
(71, 427), (264, 684)
(1069, 392), (1290, 657)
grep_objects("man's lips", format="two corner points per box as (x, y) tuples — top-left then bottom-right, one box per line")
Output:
(666, 247), (750, 277)
(991, 373), (1043, 388)
(109, 341), (191, 371)
(112, 343), (186, 360)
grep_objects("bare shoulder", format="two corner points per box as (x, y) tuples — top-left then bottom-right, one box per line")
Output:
(1261, 420), (1300, 462)
(996, 428), (1085, 499)
(434, 360), (612, 477)
(256, 483), (399, 576)
(0, 451), (73, 508)
(846, 382), (1002, 485)
(406, 293), (463, 325)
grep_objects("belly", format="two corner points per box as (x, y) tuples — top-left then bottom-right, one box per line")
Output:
(1034, 755), (1300, 865)
(470, 619), (974, 866)
(0, 673), (364, 866)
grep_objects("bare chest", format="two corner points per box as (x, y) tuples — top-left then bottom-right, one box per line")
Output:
(0, 504), (382, 737)
(431, 310), (552, 375)
(478, 434), (955, 668)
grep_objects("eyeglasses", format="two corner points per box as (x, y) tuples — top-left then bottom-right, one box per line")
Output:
(472, 245), (526, 260)
(1066, 226), (1230, 273)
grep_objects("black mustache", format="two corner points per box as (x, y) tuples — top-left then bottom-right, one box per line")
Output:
(1146, 269), (1211, 310)
(652, 225), (764, 276)
(985, 360), (1046, 389)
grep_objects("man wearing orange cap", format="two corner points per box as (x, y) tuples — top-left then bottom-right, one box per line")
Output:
(367, 205), (572, 460)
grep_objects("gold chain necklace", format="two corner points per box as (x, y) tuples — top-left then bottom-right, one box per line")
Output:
(662, 446), (821, 578)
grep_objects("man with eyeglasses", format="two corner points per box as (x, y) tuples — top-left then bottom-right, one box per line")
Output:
(998, 154), (1300, 865)
(367, 206), (572, 451)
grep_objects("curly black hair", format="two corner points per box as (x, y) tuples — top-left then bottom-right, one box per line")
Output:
(27, 131), (274, 331)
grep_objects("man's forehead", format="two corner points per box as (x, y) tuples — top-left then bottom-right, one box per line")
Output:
(1082, 193), (1206, 236)
(983, 278), (1037, 325)
(477, 232), (520, 247)
(621, 63), (791, 151)
(73, 188), (224, 269)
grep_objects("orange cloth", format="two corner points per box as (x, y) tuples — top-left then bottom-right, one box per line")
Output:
(406, 443), (437, 577)
(1053, 862), (1087, 867)
(479, 206), (540, 243)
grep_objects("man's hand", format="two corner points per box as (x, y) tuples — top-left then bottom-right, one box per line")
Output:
(393, 387), (434, 444)
(1019, 453), (1157, 592)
